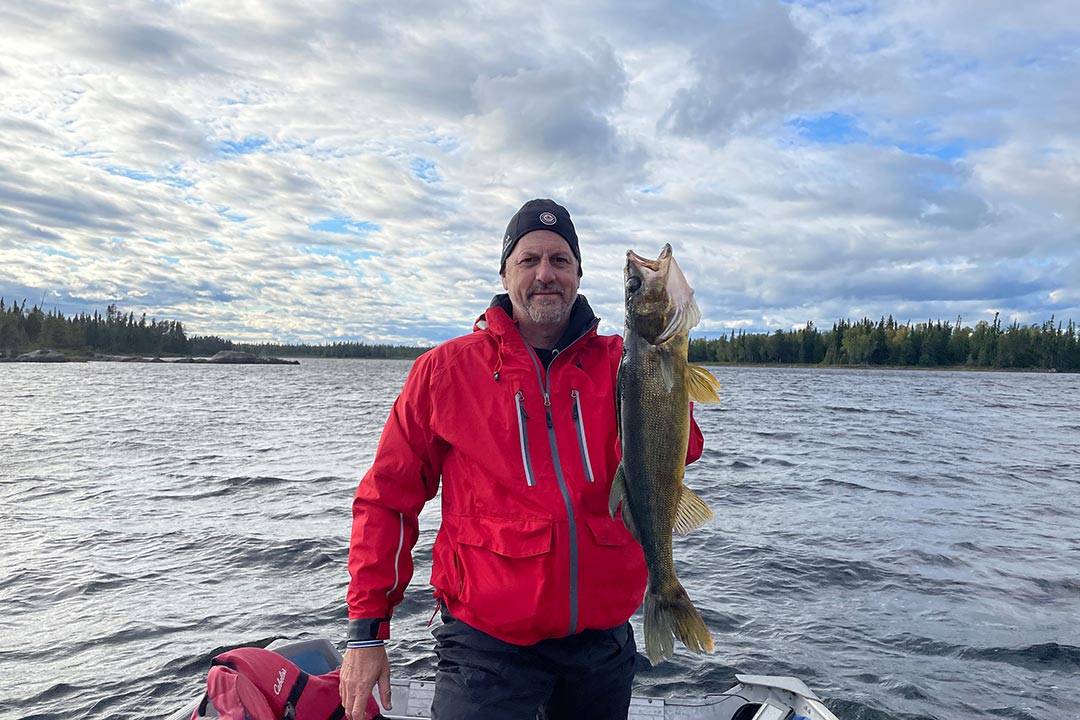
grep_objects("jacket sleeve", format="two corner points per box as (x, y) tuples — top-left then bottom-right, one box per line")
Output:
(347, 352), (447, 641)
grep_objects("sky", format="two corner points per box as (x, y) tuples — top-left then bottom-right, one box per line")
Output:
(2, 0), (1078, 346)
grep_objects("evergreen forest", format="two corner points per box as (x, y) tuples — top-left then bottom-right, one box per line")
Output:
(0, 300), (423, 360)
(688, 315), (1080, 371)
(2, 299), (1078, 370)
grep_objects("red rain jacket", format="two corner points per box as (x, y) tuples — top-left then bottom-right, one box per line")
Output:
(347, 303), (704, 646)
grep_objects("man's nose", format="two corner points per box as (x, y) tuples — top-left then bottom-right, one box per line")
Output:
(535, 257), (558, 282)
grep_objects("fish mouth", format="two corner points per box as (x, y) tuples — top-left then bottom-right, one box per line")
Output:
(627, 243), (672, 272)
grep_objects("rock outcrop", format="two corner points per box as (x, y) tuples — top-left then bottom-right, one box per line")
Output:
(15, 348), (68, 362)
(3, 349), (297, 365)
(207, 351), (299, 365)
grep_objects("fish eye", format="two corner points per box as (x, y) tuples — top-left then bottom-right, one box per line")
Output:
(626, 276), (642, 292)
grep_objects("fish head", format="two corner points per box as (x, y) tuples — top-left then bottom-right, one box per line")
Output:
(624, 244), (700, 344)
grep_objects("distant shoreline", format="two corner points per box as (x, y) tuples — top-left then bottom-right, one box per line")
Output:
(1, 349), (299, 365)
(696, 361), (1067, 374)
(3, 348), (1071, 373)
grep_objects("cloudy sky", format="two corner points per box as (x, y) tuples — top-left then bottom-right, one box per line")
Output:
(2, 0), (1078, 345)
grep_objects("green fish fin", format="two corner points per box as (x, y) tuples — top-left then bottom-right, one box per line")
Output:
(660, 351), (676, 393)
(685, 364), (721, 404)
(621, 500), (642, 544)
(672, 484), (713, 535)
(609, 463), (627, 520)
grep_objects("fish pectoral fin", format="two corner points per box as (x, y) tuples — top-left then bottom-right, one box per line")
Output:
(685, 364), (721, 404)
(656, 295), (702, 343)
(660, 351), (676, 392)
(610, 464), (642, 542)
(609, 463), (627, 519)
(672, 484), (713, 535)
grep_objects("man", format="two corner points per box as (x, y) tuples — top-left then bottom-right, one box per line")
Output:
(340, 199), (704, 720)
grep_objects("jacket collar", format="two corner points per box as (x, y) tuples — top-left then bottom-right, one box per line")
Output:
(478, 294), (599, 354)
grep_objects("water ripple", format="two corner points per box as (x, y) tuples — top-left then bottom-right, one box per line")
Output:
(2, 361), (1079, 719)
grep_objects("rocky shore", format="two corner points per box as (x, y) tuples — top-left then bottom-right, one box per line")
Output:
(5, 349), (299, 365)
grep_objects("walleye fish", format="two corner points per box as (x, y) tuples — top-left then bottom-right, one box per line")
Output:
(610, 243), (721, 665)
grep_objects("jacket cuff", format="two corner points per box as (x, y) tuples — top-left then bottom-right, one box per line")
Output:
(348, 617), (391, 642)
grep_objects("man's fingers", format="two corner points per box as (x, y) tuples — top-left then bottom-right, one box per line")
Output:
(339, 645), (389, 720)
(378, 665), (393, 710)
(341, 678), (372, 720)
(350, 691), (370, 720)
(339, 679), (351, 712)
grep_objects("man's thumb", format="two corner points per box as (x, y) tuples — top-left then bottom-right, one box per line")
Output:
(378, 669), (392, 711)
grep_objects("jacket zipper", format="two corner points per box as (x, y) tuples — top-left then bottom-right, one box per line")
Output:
(514, 390), (536, 487)
(516, 318), (599, 636)
(570, 389), (595, 483)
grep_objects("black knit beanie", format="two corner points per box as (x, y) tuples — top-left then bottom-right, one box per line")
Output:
(500, 199), (581, 275)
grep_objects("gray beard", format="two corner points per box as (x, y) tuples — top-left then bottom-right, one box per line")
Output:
(527, 305), (567, 325)
(525, 295), (574, 325)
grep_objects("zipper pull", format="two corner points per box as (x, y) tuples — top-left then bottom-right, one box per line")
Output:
(516, 390), (530, 420)
(570, 389), (579, 420)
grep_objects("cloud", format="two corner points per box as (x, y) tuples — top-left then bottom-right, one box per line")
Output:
(0, 0), (1078, 344)
(659, 1), (843, 143)
(468, 40), (642, 173)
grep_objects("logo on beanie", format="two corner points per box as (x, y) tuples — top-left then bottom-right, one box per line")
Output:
(539, 212), (557, 225)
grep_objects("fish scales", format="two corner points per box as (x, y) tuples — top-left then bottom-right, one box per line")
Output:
(620, 332), (691, 583)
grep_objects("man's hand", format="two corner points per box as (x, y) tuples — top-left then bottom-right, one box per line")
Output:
(339, 645), (392, 720)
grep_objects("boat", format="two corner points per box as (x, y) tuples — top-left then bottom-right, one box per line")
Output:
(168, 637), (841, 720)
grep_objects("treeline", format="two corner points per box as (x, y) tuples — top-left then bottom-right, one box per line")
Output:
(0, 300), (424, 359)
(689, 314), (1080, 371)
(5, 299), (1076, 370)
(0, 300), (194, 356)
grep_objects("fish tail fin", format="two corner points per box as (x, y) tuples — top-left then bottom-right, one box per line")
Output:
(643, 581), (714, 665)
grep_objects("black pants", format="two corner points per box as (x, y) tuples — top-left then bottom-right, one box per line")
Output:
(430, 611), (637, 720)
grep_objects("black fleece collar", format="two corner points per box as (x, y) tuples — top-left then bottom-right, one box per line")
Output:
(488, 293), (599, 354)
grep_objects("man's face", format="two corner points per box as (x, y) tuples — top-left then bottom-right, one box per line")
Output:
(501, 230), (581, 327)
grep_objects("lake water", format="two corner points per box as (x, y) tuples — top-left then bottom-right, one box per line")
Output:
(1, 360), (1078, 719)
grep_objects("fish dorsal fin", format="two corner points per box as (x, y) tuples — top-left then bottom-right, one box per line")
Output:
(673, 484), (712, 535)
(656, 255), (701, 343)
(686, 364), (721, 403)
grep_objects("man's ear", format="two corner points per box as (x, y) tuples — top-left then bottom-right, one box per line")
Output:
(500, 272), (509, 290)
